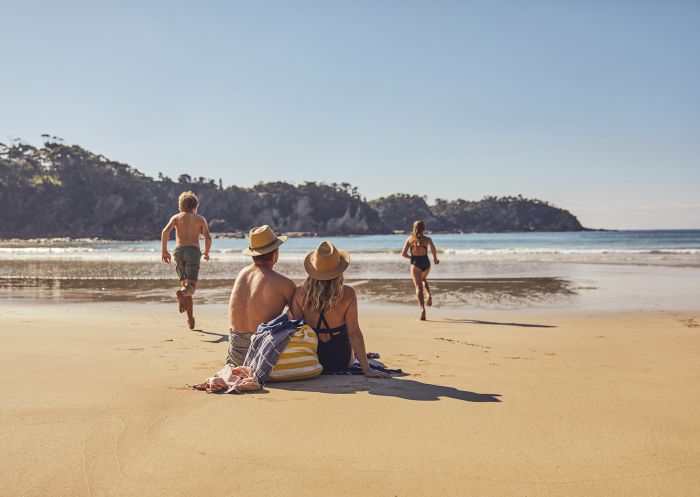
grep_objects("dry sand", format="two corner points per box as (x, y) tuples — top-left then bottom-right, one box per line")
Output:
(1, 301), (699, 496)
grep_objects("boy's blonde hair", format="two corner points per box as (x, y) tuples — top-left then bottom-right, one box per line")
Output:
(178, 191), (199, 212)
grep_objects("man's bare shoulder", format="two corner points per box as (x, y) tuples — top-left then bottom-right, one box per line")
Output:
(233, 264), (254, 282)
(272, 271), (297, 294)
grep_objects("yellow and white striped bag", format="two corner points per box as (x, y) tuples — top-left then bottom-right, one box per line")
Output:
(268, 324), (323, 381)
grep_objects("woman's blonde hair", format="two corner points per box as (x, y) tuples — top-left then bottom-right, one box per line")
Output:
(178, 191), (199, 212)
(408, 220), (426, 247)
(301, 274), (345, 313)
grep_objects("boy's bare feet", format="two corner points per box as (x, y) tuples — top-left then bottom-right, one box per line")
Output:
(185, 296), (195, 329)
(176, 290), (187, 313)
(419, 308), (426, 321)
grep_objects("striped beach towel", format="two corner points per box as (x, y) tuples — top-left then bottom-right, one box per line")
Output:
(243, 314), (301, 382)
(268, 324), (323, 381)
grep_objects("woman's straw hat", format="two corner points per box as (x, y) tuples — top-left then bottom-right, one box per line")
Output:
(242, 225), (288, 256)
(304, 241), (350, 280)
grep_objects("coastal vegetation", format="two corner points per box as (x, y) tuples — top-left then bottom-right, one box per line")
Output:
(0, 139), (583, 238)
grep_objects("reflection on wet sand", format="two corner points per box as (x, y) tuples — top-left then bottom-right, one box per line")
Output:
(0, 276), (576, 309)
(353, 278), (576, 308)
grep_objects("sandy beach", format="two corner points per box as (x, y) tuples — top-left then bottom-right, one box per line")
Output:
(2, 301), (699, 496)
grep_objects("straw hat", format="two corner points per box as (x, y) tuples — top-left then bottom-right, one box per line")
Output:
(242, 225), (288, 256)
(304, 241), (350, 280)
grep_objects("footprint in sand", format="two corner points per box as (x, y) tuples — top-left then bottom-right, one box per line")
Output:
(435, 337), (492, 349)
(679, 318), (699, 328)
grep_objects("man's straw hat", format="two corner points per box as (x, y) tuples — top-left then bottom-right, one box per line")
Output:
(304, 241), (350, 280)
(242, 225), (287, 256)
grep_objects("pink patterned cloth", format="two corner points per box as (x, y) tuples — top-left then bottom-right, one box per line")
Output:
(191, 365), (260, 394)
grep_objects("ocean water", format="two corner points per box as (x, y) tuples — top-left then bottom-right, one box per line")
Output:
(1, 231), (699, 311)
(1, 230), (699, 263)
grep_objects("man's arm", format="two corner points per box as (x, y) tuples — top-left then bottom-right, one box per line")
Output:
(283, 277), (297, 314)
(200, 216), (212, 261)
(228, 278), (239, 330)
(161, 216), (176, 263)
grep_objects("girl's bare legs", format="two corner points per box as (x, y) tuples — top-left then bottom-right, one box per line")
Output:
(422, 268), (432, 307)
(411, 264), (426, 320)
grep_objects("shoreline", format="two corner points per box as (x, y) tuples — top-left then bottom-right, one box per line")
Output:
(2, 265), (700, 313)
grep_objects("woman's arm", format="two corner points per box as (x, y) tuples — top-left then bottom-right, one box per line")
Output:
(289, 288), (303, 320)
(345, 288), (390, 378)
(429, 238), (440, 265)
(401, 238), (411, 259)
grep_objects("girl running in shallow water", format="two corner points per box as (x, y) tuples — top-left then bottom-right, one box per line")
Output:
(402, 220), (439, 320)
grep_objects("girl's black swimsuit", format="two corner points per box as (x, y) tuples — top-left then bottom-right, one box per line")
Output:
(315, 311), (352, 373)
(410, 254), (431, 271)
(409, 236), (431, 271)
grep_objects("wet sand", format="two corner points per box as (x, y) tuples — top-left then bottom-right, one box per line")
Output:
(0, 276), (577, 309)
(2, 301), (699, 496)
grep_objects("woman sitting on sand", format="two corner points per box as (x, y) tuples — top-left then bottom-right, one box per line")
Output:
(290, 241), (389, 378)
(402, 220), (439, 320)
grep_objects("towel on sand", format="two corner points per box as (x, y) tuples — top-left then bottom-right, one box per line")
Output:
(191, 365), (260, 394)
(322, 359), (403, 376)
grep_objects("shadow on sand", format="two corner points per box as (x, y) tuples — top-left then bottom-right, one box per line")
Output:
(430, 318), (556, 328)
(269, 375), (501, 403)
(193, 329), (228, 343)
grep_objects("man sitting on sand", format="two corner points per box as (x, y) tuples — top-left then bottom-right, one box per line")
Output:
(161, 191), (212, 329)
(226, 225), (296, 366)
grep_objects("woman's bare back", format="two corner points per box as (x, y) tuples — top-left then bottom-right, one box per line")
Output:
(292, 285), (352, 329)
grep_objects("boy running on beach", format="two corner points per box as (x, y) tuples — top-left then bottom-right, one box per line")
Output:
(161, 191), (212, 329)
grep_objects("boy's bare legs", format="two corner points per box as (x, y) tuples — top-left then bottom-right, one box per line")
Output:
(179, 280), (197, 329)
(176, 280), (188, 313)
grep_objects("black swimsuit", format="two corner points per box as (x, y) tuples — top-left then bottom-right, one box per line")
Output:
(410, 254), (430, 272)
(410, 240), (431, 271)
(314, 311), (352, 373)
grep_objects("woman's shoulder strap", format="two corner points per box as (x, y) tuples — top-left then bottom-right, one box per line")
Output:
(316, 309), (330, 329)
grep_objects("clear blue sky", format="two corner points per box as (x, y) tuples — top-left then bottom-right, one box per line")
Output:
(1, 1), (698, 229)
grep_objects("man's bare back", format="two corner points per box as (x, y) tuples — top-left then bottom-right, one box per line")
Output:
(229, 264), (296, 333)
